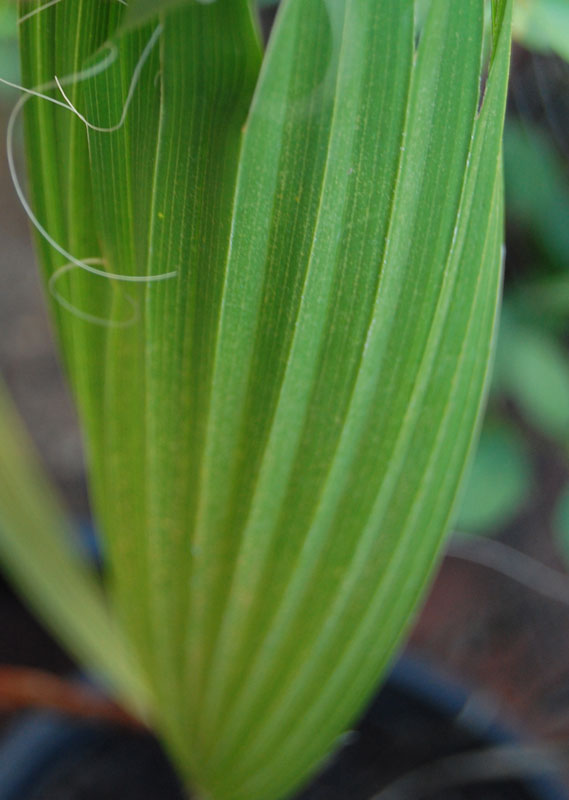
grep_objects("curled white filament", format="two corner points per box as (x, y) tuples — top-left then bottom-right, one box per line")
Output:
(19, 0), (63, 25)
(1, 23), (176, 286)
(49, 260), (139, 328)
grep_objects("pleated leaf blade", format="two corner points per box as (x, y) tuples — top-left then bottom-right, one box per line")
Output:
(13, 1), (512, 799)
(184, 4), (512, 799)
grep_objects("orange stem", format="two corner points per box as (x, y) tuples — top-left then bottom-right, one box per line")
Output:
(0, 665), (145, 730)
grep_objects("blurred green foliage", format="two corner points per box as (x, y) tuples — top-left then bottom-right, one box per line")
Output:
(497, 315), (569, 439)
(456, 420), (532, 534)
(505, 120), (569, 268)
(513, 0), (569, 61)
(458, 19), (569, 544)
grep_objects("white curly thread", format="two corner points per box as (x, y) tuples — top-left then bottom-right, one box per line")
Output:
(49, 260), (139, 328)
(54, 23), (162, 133)
(19, 0), (63, 24)
(20, 0), (127, 24)
(1, 23), (176, 286)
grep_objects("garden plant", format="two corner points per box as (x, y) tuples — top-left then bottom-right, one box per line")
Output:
(0, 1), (514, 799)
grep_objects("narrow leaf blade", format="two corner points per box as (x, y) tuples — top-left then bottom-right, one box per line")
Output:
(0, 382), (150, 716)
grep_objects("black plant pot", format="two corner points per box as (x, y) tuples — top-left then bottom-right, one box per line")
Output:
(0, 656), (566, 800)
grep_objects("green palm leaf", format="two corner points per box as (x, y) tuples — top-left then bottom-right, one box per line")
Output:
(8, 0), (512, 798)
